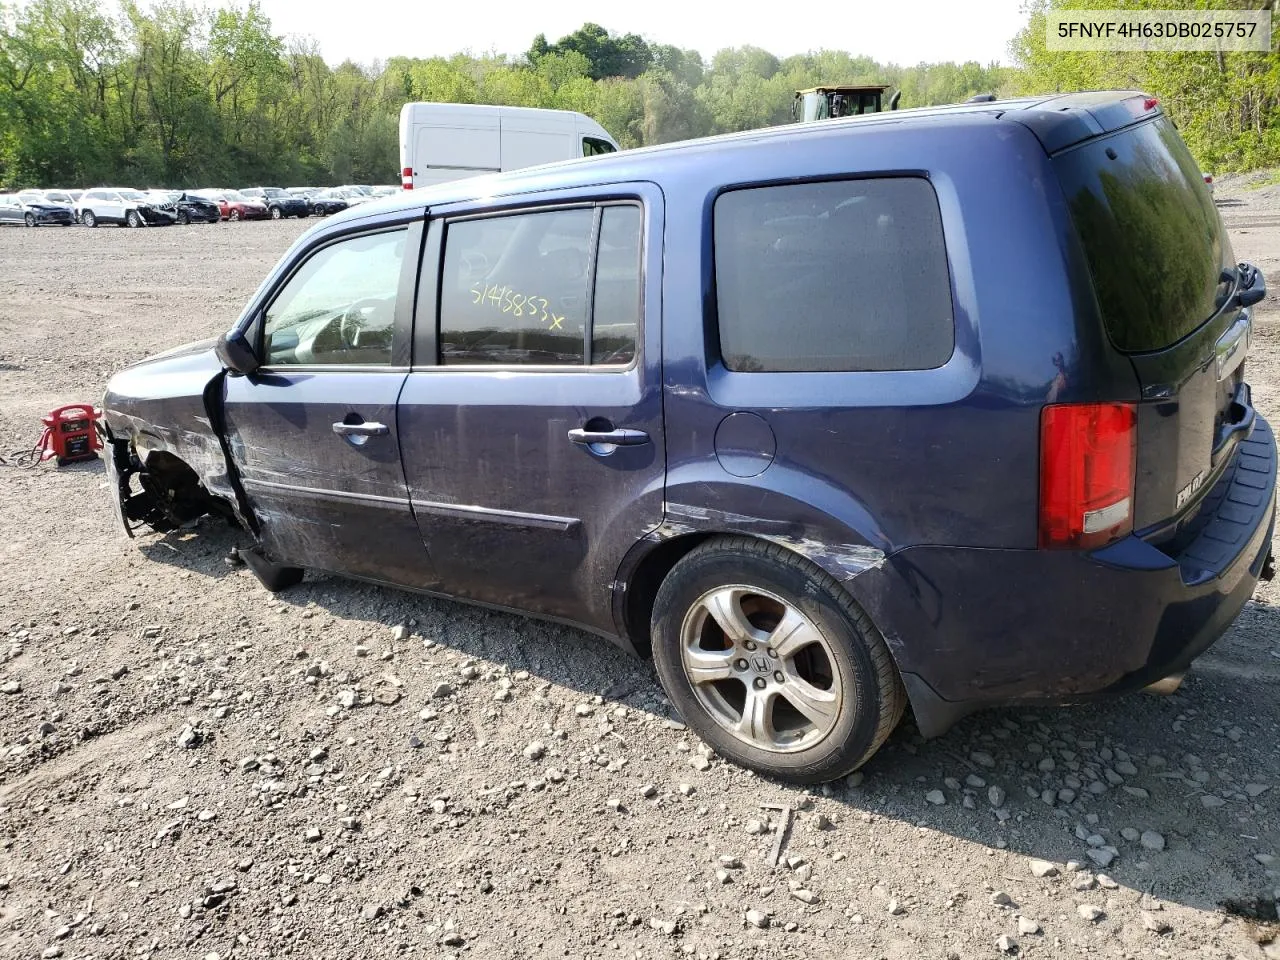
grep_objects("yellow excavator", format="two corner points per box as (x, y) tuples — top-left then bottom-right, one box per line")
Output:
(792, 85), (902, 122)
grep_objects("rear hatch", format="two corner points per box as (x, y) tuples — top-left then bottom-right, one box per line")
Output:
(1055, 111), (1258, 539)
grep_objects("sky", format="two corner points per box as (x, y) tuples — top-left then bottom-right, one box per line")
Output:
(253, 0), (1031, 68)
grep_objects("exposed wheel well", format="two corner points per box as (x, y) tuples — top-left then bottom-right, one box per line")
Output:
(130, 447), (236, 528)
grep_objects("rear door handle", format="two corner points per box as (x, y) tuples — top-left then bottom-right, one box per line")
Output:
(332, 421), (389, 437)
(568, 427), (650, 447)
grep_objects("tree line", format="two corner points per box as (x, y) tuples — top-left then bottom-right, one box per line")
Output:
(0, 0), (1275, 190)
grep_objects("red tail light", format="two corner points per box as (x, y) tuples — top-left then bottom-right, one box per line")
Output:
(401, 166), (413, 190)
(1143, 97), (1159, 111)
(1039, 402), (1137, 549)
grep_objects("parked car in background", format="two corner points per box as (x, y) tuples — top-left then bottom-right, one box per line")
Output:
(239, 186), (310, 219)
(195, 190), (270, 221)
(12, 190), (75, 226)
(40, 189), (78, 207)
(307, 189), (351, 216)
(329, 186), (372, 207)
(150, 191), (221, 224)
(371, 185), (399, 197)
(101, 91), (1273, 784)
(0, 193), (31, 224)
(76, 188), (176, 228)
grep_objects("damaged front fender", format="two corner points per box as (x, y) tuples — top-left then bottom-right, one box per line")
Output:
(101, 339), (252, 536)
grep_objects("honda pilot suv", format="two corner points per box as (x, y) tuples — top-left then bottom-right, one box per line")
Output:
(100, 91), (1274, 783)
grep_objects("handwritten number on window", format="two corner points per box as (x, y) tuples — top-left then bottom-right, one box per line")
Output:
(470, 283), (566, 330)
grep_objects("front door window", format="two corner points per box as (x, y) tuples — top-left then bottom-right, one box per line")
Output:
(263, 229), (407, 366)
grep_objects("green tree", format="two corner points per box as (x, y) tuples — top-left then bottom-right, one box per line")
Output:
(530, 23), (652, 80)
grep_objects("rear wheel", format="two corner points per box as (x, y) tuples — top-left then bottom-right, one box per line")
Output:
(23, 212), (35, 227)
(82, 211), (97, 228)
(125, 210), (141, 228)
(651, 537), (905, 783)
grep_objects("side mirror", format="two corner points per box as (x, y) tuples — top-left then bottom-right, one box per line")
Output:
(889, 90), (901, 111)
(216, 328), (259, 375)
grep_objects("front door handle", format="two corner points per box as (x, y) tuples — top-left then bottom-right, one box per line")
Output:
(568, 427), (649, 447)
(332, 421), (389, 437)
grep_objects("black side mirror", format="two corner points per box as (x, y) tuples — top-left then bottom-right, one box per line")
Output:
(216, 328), (259, 375)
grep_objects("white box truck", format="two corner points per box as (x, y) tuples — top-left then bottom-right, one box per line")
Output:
(398, 103), (620, 190)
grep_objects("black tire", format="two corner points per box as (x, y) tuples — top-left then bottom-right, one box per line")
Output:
(229, 209), (241, 222)
(125, 210), (140, 228)
(651, 536), (905, 783)
(24, 212), (36, 227)
(82, 211), (97, 228)
(177, 210), (190, 225)
(270, 205), (282, 220)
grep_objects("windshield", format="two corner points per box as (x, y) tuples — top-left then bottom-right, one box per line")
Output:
(224, 191), (248, 201)
(263, 188), (287, 198)
(45, 192), (72, 202)
(119, 190), (146, 201)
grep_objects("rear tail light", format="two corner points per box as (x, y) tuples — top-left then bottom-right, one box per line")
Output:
(1143, 97), (1160, 111)
(1039, 402), (1137, 549)
(401, 166), (413, 190)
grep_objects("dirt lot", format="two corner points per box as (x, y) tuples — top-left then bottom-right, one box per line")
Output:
(1, 189), (1279, 960)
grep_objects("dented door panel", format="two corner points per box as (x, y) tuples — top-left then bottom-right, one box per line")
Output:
(220, 369), (434, 585)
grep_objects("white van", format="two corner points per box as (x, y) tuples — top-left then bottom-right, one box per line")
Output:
(398, 103), (619, 190)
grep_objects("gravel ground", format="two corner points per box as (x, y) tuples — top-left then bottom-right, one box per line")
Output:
(0, 194), (1278, 960)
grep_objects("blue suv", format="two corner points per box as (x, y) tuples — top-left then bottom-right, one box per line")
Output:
(101, 91), (1275, 783)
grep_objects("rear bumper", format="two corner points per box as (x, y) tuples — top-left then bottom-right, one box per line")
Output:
(855, 414), (1277, 737)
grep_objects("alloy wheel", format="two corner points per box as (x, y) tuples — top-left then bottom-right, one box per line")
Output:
(679, 585), (844, 753)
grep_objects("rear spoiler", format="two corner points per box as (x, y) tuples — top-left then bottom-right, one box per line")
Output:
(1003, 91), (1163, 154)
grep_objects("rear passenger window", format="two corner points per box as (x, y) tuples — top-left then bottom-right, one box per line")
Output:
(714, 178), (954, 373)
(439, 203), (642, 366)
(592, 206), (642, 365)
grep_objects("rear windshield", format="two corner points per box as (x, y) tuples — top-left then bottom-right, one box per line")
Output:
(1056, 116), (1231, 353)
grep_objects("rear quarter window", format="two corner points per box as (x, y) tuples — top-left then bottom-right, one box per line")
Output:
(714, 177), (955, 372)
(1056, 116), (1230, 353)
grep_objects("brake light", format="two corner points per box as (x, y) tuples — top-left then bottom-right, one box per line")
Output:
(1039, 402), (1137, 549)
(401, 166), (413, 190)
(1143, 97), (1159, 111)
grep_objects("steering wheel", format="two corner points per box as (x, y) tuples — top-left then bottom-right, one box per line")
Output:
(338, 298), (388, 349)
